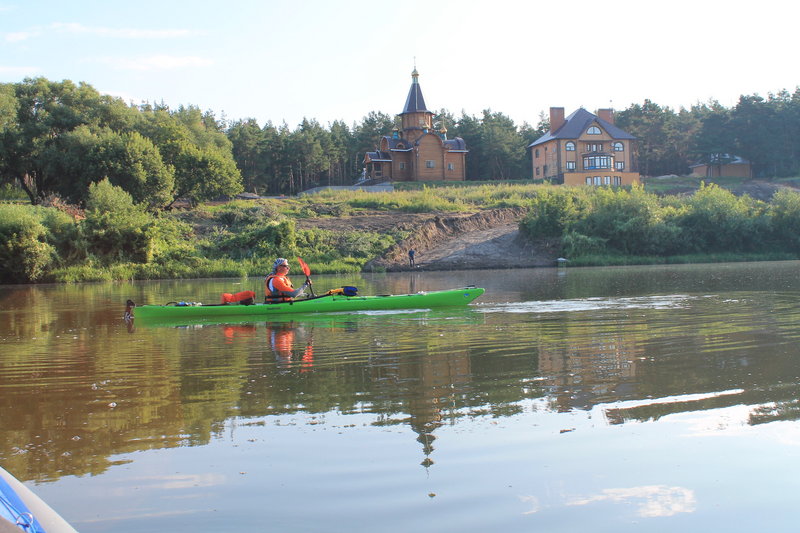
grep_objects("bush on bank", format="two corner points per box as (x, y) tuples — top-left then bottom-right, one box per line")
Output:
(520, 183), (800, 259)
(0, 204), (56, 282)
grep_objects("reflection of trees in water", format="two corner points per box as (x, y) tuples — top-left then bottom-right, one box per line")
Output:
(529, 304), (800, 429)
(0, 321), (252, 482)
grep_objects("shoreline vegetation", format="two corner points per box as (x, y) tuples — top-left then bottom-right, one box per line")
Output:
(2, 178), (800, 284)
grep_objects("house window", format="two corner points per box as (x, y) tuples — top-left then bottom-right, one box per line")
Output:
(565, 141), (576, 151)
(587, 126), (601, 135)
(603, 176), (611, 185)
(399, 162), (406, 170)
(593, 176), (602, 185)
(447, 163), (455, 171)
(613, 176), (622, 186)
(425, 160), (435, 168)
(374, 163), (382, 177)
(536, 167), (540, 176)
(535, 148), (540, 158)
(566, 161), (576, 170)
(585, 143), (603, 152)
(615, 161), (625, 170)
(584, 155), (612, 169)
(613, 142), (624, 151)
(543, 165), (548, 174)
(585, 177), (592, 185)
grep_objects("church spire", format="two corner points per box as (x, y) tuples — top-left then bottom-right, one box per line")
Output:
(402, 67), (428, 114)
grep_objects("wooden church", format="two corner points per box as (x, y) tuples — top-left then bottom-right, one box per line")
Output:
(364, 69), (468, 181)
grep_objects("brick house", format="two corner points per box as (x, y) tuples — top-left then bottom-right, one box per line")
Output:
(529, 107), (640, 186)
(689, 154), (753, 178)
(364, 69), (468, 182)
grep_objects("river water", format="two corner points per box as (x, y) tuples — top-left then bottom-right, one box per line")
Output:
(2, 263), (800, 532)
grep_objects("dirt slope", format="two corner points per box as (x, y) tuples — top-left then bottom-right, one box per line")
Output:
(296, 208), (558, 271)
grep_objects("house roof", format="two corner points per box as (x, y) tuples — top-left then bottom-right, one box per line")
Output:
(381, 134), (468, 152)
(689, 154), (751, 168)
(528, 108), (635, 148)
(364, 151), (392, 162)
(381, 136), (412, 150)
(444, 138), (467, 151)
(401, 68), (429, 114)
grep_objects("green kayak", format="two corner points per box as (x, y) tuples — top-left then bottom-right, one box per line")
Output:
(133, 287), (485, 321)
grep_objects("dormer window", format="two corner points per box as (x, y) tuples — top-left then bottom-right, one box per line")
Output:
(613, 142), (624, 151)
(587, 126), (601, 135)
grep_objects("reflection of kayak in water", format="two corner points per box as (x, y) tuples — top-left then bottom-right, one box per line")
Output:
(135, 306), (488, 330)
(134, 287), (485, 321)
(1, 466), (78, 533)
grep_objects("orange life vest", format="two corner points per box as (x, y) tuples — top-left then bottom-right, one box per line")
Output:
(265, 274), (294, 302)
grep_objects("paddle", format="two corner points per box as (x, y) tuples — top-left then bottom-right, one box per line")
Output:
(297, 257), (316, 297)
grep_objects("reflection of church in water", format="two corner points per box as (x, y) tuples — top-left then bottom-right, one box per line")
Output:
(257, 317), (648, 464)
(368, 325), (647, 463)
(370, 340), (473, 467)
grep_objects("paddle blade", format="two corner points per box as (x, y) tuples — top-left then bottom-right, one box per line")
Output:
(297, 257), (311, 277)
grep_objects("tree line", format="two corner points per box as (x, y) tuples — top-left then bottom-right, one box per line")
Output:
(615, 90), (800, 178)
(2, 77), (800, 208)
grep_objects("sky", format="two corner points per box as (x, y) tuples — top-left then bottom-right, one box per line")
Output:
(1, 0), (797, 129)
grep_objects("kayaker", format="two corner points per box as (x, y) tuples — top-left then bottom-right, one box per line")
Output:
(265, 258), (311, 302)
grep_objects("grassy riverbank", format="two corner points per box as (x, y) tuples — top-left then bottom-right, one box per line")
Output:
(3, 178), (800, 283)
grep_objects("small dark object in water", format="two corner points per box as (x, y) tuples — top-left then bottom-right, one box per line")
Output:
(124, 299), (136, 320)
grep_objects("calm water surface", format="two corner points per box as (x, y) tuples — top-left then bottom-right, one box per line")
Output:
(2, 263), (800, 532)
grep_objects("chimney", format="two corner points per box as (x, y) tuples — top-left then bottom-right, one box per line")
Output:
(549, 107), (565, 133)
(597, 108), (614, 125)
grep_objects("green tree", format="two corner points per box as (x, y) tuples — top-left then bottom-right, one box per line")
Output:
(42, 127), (174, 207)
(228, 118), (266, 193)
(171, 143), (243, 206)
(616, 100), (671, 177)
(677, 183), (766, 252)
(520, 187), (589, 238)
(689, 101), (734, 176)
(0, 83), (17, 130)
(0, 78), (96, 203)
(768, 188), (800, 251)
(290, 118), (330, 192)
(0, 205), (55, 282)
(327, 120), (352, 186)
(98, 131), (175, 207)
(449, 112), (483, 179)
(137, 106), (242, 204)
(573, 185), (680, 255)
(480, 110), (526, 180)
(83, 179), (155, 263)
